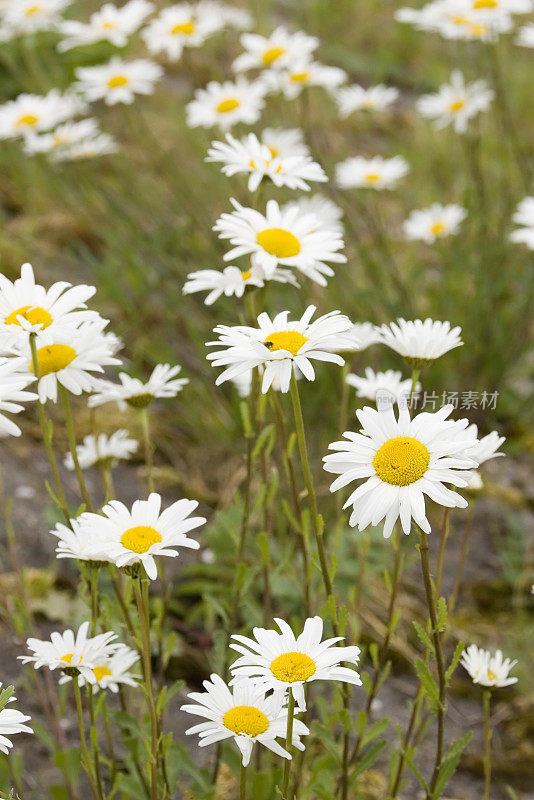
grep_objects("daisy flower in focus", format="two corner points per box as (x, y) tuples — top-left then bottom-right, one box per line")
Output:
(0, 685), (32, 754)
(510, 196), (534, 249)
(0, 262), (96, 347)
(0, 91), (86, 140)
(1, 0), (71, 37)
(323, 403), (478, 537)
(78, 493), (205, 579)
(186, 78), (266, 130)
(262, 61), (347, 100)
(183, 264), (298, 306)
(50, 516), (108, 562)
(68, 644), (139, 692)
(181, 674), (309, 766)
(206, 132), (327, 191)
(75, 57), (163, 106)
(57, 0), (154, 50)
(230, 616), (361, 710)
(378, 318), (463, 367)
(232, 26), (318, 73)
(23, 318), (120, 403)
(336, 155), (409, 190)
(214, 198), (347, 285)
(461, 645), (518, 688)
(20, 622), (118, 682)
(207, 305), (352, 393)
(336, 84), (399, 117)
(89, 363), (188, 410)
(346, 367), (415, 406)
(416, 70), (494, 134)
(403, 203), (467, 243)
(0, 356), (37, 437)
(517, 22), (534, 46)
(64, 430), (138, 471)
(282, 195), (344, 235)
(142, 2), (220, 60)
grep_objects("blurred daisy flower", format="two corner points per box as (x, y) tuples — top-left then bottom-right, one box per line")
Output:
(230, 616), (361, 710)
(346, 367), (416, 405)
(0, 685), (32, 754)
(282, 194), (344, 235)
(20, 622), (118, 682)
(181, 674), (309, 766)
(344, 322), (382, 351)
(183, 264), (298, 306)
(517, 22), (534, 46)
(403, 203), (467, 243)
(378, 318), (463, 367)
(323, 403), (478, 537)
(67, 644), (139, 693)
(78, 493), (205, 579)
(63, 430), (138, 471)
(75, 56), (163, 105)
(89, 363), (188, 410)
(336, 155), (409, 190)
(232, 26), (318, 73)
(57, 0), (153, 51)
(207, 305), (352, 393)
(214, 198), (347, 285)
(417, 70), (494, 134)
(50, 516), (108, 562)
(1, 0), (71, 38)
(510, 196), (534, 249)
(262, 61), (347, 100)
(47, 132), (119, 161)
(186, 78), (266, 130)
(206, 131), (327, 191)
(0, 91), (86, 140)
(336, 84), (399, 117)
(461, 645), (518, 688)
(142, 2), (221, 60)
(0, 356), (37, 437)
(259, 127), (308, 159)
(197, 0), (252, 30)
(24, 118), (102, 156)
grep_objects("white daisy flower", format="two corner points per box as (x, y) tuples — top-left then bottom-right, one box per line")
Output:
(0, 356), (37, 437)
(57, 0), (154, 51)
(0, 91), (86, 140)
(464, 424), (505, 464)
(196, 0), (252, 30)
(23, 318), (120, 404)
(403, 203), (467, 243)
(142, 2), (220, 60)
(0, 685), (32, 754)
(206, 132), (327, 191)
(186, 78), (266, 130)
(229, 616), (361, 710)
(336, 155), (409, 190)
(510, 196), (534, 249)
(68, 644), (139, 692)
(181, 674), (309, 766)
(183, 264), (298, 306)
(23, 118), (102, 156)
(75, 56), (163, 106)
(345, 322), (382, 351)
(259, 127), (309, 159)
(214, 198), (347, 285)
(0, 262), (97, 347)
(1, 0), (71, 37)
(50, 515), (108, 562)
(228, 364), (303, 397)
(378, 318), (463, 367)
(346, 367), (415, 406)
(460, 645), (518, 688)
(88, 363), (188, 410)
(417, 70), (494, 134)
(336, 84), (399, 118)
(282, 194), (344, 235)
(436, 8), (514, 41)
(20, 622), (118, 683)
(64, 430), (138, 471)
(79, 492), (205, 580)
(262, 61), (347, 100)
(323, 403), (478, 538)
(517, 22), (534, 46)
(53, 133), (119, 161)
(207, 305), (352, 394)
(232, 26), (318, 73)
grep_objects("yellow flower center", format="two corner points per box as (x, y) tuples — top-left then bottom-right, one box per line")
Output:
(263, 330), (308, 356)
(256, 228), (301, 258)
(16, 114), (39, 128)
(171, 20), (195, 34)
(473, 0), (497, 8)
(107, 75), (129, 88)
(93, 665), (113, 682)
(290, 71), (310, 83)
(33, 344), (76, 376)
(25, 4), (41, 15)
(223, 705), (269, 737)
(101, 20), (116, 28)
(216, 98), (240, 113)
(266, 145), (278, 158)
(270, 652), (316, 682)
(61, 653), (75, 664)
(262, 46), (285, 65)
(373, 436), (430, 486)
(449, 99), (465, 112)
(469, 23), (487, 37)
(5, 305), (52, 328)
(430, 221), (446, 236)
(365, 173), (381, 183)
(451, 15), (468, 24)
(120, 525), (162, 554)
(487, 669), (497, 681)
(241, 270), (252, 281)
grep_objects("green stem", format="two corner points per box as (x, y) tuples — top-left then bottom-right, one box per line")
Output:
(72, 677), (100, 800)
(281, 692), (295, 799)
(134, 578), (159, 800)
(102, 700), (117, 788)
(483, 689), (492, 800)
(89, 565), (100, 636)
(87, 684), (104, 799)
(240, 762), (248, 800)
(140, 408), (155, 494)
(60, 385), (93, 511)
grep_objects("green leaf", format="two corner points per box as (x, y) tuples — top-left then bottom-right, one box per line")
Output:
(405, 748), (429, 793)
(414, 658), (442, 712)
(349, 740), (387, 781)
(362, 717), (389, 747)
(446, 640), (465, 683)
(431, 731), (472, 799)
(413, 620), (435, 655)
